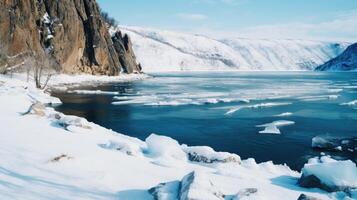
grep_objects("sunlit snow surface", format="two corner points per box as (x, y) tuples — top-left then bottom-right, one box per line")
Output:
(53, 72), (357, 170)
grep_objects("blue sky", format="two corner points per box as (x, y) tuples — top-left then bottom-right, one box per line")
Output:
(97, 0), (357, 41)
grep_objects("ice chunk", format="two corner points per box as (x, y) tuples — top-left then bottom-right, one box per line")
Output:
(299, 156), (357, 192)
(145, 134), (187, 161)
(179, 171), (224, 200)
(149, 181), (180, 200)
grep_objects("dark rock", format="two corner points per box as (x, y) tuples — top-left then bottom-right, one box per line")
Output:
(298, 174), (355, 193)
(312, 135), (357, 153)
(0, 0), (140, 75)
(316, 43), (357, 71)
(297, 194), (321, 200)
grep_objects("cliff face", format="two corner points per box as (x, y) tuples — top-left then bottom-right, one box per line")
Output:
(316, 43), (357, 71)
(0, 0), (141, 75)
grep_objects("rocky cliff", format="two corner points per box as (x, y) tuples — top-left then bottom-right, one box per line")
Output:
(0, 0), (141, 75)
(316, 43), (357, 71)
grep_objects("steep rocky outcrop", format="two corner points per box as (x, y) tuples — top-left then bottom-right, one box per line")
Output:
(0, 0), (141, 75)
(316, 43), (357, 71)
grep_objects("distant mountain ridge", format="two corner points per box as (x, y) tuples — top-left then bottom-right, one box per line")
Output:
(316, 43), (357, 71)
(120, 26), (350, 72)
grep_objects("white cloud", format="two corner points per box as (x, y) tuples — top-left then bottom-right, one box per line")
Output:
(235, 10), (357, 42)
(176, 13), (208, 20)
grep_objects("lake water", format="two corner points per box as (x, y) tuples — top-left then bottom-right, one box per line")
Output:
(52, 72), (357, 170)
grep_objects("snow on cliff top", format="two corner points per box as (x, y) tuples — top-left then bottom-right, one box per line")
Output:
(0, 74), (353, 200)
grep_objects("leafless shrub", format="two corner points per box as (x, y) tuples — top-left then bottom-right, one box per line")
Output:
(25, 54), (57, 89)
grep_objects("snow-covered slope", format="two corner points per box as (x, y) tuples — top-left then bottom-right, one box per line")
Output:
(120, 26), (349, 72)
(316, 43), (357, 71)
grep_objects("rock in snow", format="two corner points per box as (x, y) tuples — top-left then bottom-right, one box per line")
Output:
(299, 156), (357, 192)
(182, 145), (241, 164)
(120, 26), (349, 72)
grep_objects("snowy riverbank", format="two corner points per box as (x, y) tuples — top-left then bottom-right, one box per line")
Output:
(0, 74), (355, 200)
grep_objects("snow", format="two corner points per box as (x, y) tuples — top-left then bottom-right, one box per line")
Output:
(119, 26), (349, 72)
(257, 120), (295, 134)
(301, 157), (357, 189)
(0, 74), (351, 200)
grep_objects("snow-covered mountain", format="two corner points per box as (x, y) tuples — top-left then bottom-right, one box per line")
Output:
(316, 43), (357, 71)
(120, 26), (350, 72)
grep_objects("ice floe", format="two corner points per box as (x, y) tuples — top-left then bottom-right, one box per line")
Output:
(68, 90), (120, 95)
(341, 100), (357, 107)
(225, 102), (292, 115)
(274, 112), (293, 117)
(256, 120), (295, 134)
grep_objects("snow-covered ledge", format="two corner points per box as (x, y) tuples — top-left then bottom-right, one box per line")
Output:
(0, 74), (355, 200)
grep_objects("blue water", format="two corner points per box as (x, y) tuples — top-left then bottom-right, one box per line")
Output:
(52, 72), (357, 170)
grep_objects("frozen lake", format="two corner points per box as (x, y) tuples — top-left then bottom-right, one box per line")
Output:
(52, 72), (357, 170)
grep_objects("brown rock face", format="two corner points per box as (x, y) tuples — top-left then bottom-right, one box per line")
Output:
(0, 0), (141, 75)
